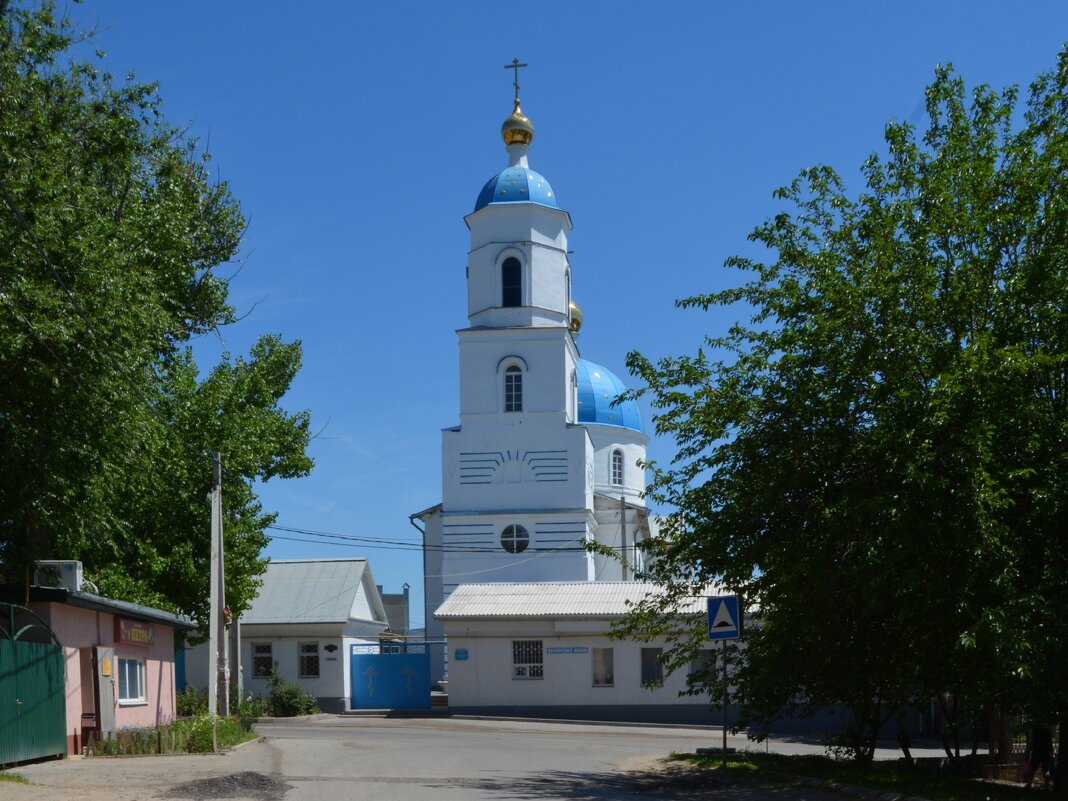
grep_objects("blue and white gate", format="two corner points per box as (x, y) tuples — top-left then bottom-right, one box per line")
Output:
(349, 646), (431, 710)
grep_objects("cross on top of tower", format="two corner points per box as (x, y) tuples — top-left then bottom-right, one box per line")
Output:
(504, 58), (528, 103)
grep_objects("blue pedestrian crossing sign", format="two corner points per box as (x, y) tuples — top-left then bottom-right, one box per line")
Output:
(707, 595), (742, 640)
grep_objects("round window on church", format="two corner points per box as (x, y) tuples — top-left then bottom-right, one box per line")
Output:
(500, 524), (530, 554)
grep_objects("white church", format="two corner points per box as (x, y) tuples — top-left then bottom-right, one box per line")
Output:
(413, 74), (721, 723)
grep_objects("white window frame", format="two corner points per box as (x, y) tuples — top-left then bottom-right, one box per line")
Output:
(592, 647), (614, 687)
(569, 369), (577, 422)
(298, 642), (320, 678)
(641, 647), (664, 686)
(497, 356), (527, 414)
(117, 657), (146, 705)
(252, 642), (273, 679)
(500, 524), (530, 554)
(611, 449), (624, 486)
(504, 366), (523, 412)
(689, 650), (716, 683)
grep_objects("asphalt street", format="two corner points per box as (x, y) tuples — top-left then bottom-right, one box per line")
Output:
(6, 716), (950, 801)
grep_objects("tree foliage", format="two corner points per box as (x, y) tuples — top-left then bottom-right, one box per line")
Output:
(0, 1), (312, 623)
(620, 48), (1068, 771)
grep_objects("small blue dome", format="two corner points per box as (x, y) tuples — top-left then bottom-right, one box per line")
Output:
(474, 166), (558, 212)
(577, 359), (644, 433)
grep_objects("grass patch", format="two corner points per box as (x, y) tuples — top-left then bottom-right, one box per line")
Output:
(87, 715), (258, 756)
(0, 771), (29, 784)
(671, 752), (1036, 801)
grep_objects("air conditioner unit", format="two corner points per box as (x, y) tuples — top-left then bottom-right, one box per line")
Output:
(33, 560), (84, 592)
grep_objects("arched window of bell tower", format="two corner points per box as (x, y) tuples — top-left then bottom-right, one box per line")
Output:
(611, 449), (624, 487)
(502, 257), (522, 307)
(504, 365), (523, 412)
(569, 369), (577, 422)
(565, 268), (572, 318)
(498, 357), (527, 414)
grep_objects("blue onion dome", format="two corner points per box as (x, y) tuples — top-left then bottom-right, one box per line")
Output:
(474, 166), (558, 212)
(576, 359), (644, 433)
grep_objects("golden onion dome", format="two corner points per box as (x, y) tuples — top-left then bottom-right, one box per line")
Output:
(569, 300), (583, 333)
(502, 99), (534, 146)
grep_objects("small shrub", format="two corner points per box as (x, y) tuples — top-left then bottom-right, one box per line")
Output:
(238, 695), (270, 730)
(268, 663), (319, 717)
(176, 684), (209, 717)
(173, 714), (216, 753)
(215, 716), (255, 748)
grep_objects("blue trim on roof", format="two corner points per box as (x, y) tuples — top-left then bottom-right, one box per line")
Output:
(474, 166), (558, 212)
(576, 359), (643, 433)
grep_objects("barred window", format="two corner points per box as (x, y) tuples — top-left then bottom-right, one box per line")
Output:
(252, 643), (273, 678)
(299, 642), (319, 678)
(611, 449), (624, 486)
(512, 639), (543, 680)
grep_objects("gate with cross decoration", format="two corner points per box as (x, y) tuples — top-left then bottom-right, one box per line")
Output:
(349, 646), (430, 710)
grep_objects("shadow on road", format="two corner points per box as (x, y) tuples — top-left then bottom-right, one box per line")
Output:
(423, 761), (815, 800)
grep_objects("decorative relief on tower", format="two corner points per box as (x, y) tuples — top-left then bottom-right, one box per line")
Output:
(535, 520), (586, 549)
(458, 450), (568, 484)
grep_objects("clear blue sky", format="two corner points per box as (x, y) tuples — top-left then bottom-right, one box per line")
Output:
(74, 2), (1068, 627)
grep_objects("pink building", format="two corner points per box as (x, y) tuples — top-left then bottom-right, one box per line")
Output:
(18, 582), (193, 756)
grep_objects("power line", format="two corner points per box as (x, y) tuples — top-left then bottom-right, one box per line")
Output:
(266, 523), (635, 555)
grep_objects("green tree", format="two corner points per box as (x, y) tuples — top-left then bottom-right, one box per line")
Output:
(620, 48), (1068, 775)
(0, 1), (312, 622)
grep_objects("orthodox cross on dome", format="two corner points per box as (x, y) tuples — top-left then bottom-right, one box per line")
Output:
(504, 58), (528, 102)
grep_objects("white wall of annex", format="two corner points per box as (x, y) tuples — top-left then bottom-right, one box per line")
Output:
(443, 631), (707, 709)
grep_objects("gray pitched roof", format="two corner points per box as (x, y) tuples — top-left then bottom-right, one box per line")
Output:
(434, 582), (711, 620)
(241, 559), (385, 625)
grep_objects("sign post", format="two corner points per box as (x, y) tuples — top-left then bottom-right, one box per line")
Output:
(707, 595), (742, 770)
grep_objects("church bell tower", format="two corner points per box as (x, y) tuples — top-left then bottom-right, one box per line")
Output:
(417, 64), (650, 679)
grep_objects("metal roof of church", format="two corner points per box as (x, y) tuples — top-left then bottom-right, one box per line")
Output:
(241, 559), (385, 625)
(577, 359), (644, 433)
(474, 165), (558, 212)
(433, 582), (709, 619)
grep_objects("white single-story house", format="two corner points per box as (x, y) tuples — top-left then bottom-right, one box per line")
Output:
(183, 558), (389, 712)
(435, 581), (730, 725)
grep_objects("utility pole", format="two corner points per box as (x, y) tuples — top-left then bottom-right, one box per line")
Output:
(207, 452), (224, 751)
(620, 495), (629, 581)
(232, 615), (242, 707)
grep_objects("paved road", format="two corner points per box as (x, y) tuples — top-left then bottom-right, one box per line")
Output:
(6, 716), (945, 801)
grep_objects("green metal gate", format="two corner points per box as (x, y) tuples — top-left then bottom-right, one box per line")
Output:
(0, 603), (67, 765)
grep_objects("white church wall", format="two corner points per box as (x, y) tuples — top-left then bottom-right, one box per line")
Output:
(456, 327), (576, 417)
(588, 427), (648, 501)
(590, 505), (646, 581)
(466, 203), (570, 251)
(442, 421), (590, 511)
(437, 512), (593, 595)
(466, 204), (571, 329)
